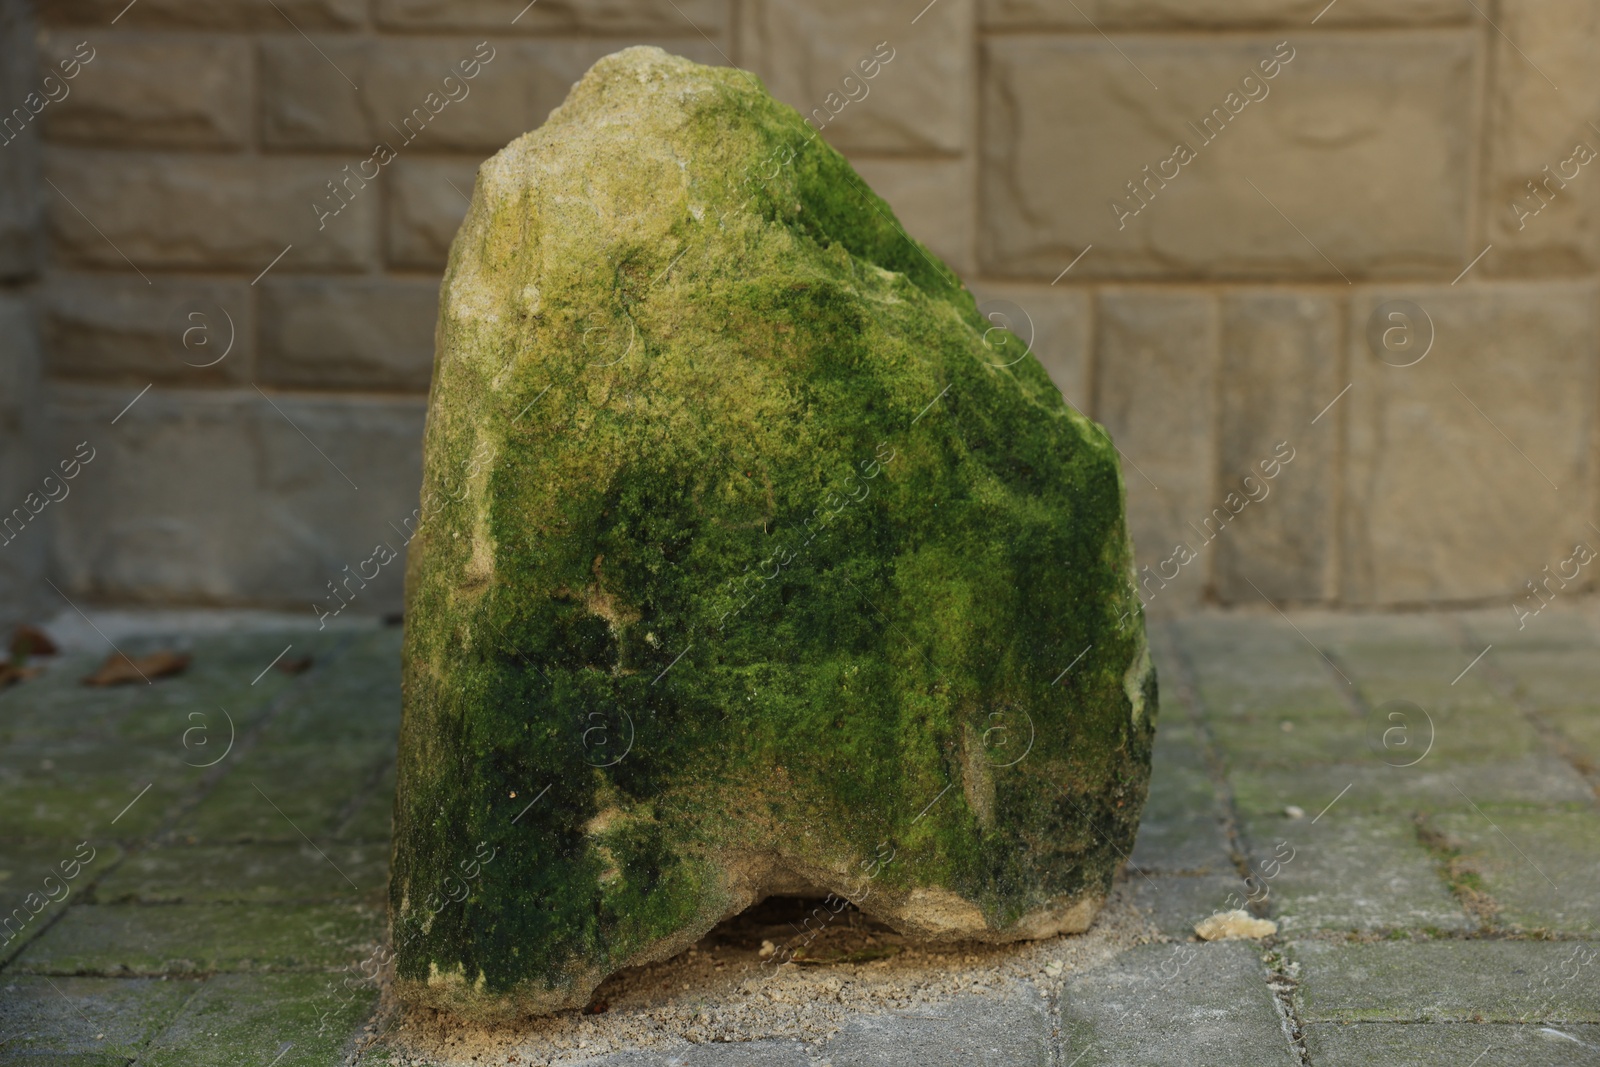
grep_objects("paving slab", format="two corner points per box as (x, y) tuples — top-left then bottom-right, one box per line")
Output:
(0, 743), (211, 840)
(0, 974), (198, 1060)
(1303, 1020), (1600, 1065)
(1229, 759), (1594, 819)
(1129, 722), (1232, 874)
(1239, 813), (1470, 934)
(571, 1038), (812, 1066)
(1291, 939), (1600, 1024)
(336, 758), (397, 842)
(88, 842), (388, 906)
(266, 631), (402, 749)
(0, 841), (124, 964)
(7, 903), (382, 976)
(171, 742), (395, 842)
(824, 983), (1053, 1066)
(2, 608), (1596, 1064)
(1126, 873), (1251, 938)
(139, 972), (378, 1067)
(1429, 811), (1600, 934)
(0, 641), (297, 749)
(1057, 941), (1297, 1066)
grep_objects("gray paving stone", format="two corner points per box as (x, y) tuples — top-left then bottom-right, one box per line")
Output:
(1058, 942), (1297, 1066)
(8, 903), (382, 976)
(1430, 812), (1600, 935)
(0, 840), (123, 964)
(826, 983), (1052, 1066)
(0, 975), (197, 1059)
(1303, 1021), (1600, 1065)
(138, 973), (378, 1067)
(1291, 939), (1600, 1023)
(0, 742), (207, 840)
(575, 1038), (812, 1065)
(170, 742), (395, 843)
(88, 843), (388, 906)
(1229, 759), (1593, 819)
(1127, 873), (1251, 938)
(1239, 813), (1470, 934)
(1130, 722), (1232, 874)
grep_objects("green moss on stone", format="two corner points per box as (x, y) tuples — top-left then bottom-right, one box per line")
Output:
(391, 46), (1155, 1019)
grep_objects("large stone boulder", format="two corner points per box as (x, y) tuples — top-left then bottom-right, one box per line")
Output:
(391, 46), (1155, 1020)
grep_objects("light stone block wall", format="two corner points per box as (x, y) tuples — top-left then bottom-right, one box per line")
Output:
(1, 0), (43, 630)
(8, 0), (1599, 617)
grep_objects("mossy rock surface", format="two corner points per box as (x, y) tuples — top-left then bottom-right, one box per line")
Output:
(391, 46), (1156, 1020)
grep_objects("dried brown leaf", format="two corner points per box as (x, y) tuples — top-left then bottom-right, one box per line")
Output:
(82, 649), (191, 686)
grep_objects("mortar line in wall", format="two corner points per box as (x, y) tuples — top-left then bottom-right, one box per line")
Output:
(1203, 287), (1223, 603)
(1327, 286), (1349, 606)
(976, 23), (1476, 38)
(1465, 5), (1489, 272)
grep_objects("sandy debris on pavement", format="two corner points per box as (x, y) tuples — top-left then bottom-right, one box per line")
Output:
(370, 878), (1165, 1066)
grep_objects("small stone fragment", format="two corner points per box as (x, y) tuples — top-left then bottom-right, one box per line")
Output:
(1194, 910), (1278, 941)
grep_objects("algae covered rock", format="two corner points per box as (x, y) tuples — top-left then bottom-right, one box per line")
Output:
(391, 46), (1156, 1019)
